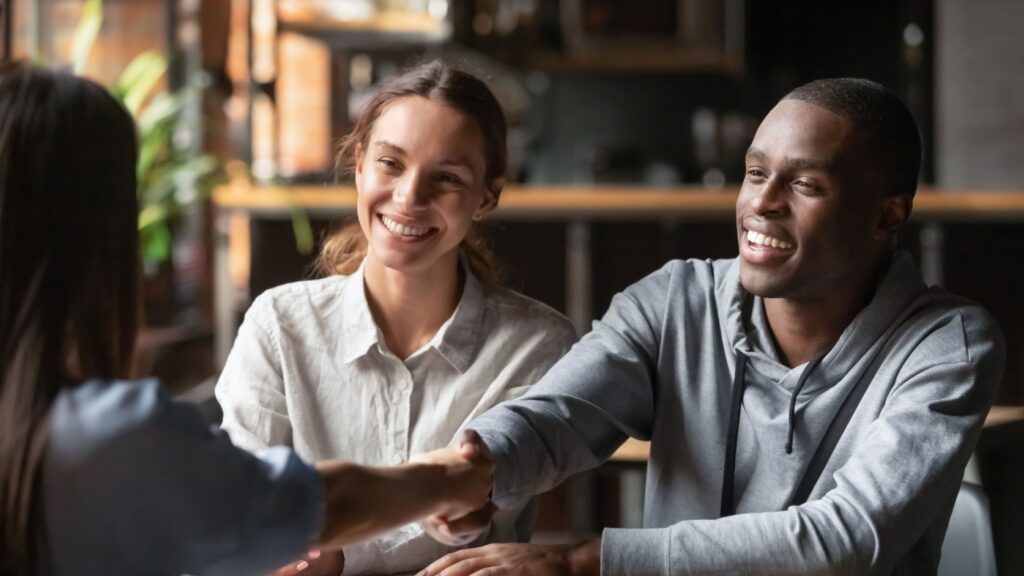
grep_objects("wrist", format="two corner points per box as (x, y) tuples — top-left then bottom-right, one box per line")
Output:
(565, 537), (601, 576)
(408, 461), (454, 514)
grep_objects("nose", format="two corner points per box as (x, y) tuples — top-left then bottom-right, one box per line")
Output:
(393, 170), (429, 210)
(748, 177), (787, 217)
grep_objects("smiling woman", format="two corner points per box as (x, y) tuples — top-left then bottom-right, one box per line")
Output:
(317, 60), (508, 289)
(215, 60), (578, 575)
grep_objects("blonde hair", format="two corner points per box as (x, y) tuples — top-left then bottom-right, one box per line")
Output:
(314, 60), (507, 289)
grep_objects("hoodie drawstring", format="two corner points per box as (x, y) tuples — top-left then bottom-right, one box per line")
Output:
(785, 351), (828, 454)
(721, 349), (829, 517)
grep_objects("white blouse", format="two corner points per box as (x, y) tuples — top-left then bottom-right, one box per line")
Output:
(216, 262), (576, 574)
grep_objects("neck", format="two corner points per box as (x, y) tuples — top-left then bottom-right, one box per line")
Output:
(763, 254), (891, 367)
(362, 252), (463, 360)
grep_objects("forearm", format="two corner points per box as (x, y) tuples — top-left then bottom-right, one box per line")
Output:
(315, 461), (452, 548)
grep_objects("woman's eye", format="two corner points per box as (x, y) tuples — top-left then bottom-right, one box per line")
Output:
(376, 157), (400, 171)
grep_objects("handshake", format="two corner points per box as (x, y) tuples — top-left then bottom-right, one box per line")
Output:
(411, 430), (498, 547)
(312, 429), (497, 552)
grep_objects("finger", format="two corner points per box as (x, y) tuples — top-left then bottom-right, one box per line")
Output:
(445, 502), (497, 536)
(434, 556), (500, 576)
(422, 519), (471, 547)
(421, 549), (481, 575)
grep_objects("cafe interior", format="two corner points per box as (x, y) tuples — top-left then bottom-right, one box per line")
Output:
(4, 0), (1022, 573)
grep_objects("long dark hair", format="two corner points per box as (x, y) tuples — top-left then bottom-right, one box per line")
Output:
(315, 60), (508, 287)
(0, 63), (140, 575)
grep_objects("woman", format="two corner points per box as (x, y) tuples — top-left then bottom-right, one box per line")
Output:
(0, 62), (492, 576)
(216, 61), (577, 574)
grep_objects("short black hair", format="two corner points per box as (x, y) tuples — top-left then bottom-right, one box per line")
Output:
(784, 78), (921, 198)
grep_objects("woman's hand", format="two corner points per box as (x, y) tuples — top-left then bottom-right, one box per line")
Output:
(268, 550), (345, 576)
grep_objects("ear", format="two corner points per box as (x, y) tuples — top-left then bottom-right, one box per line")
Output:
(873, 194), (912, 240)
(354, 143), (365, 177)
(474, 177), (504, 221)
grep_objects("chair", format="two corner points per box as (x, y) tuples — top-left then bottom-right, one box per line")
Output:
(938, 482), (997, 576)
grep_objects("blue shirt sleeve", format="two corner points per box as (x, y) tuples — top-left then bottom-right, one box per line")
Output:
(43, 379), (324, 576)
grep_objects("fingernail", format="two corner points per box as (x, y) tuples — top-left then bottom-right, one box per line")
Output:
(295, 560), (309, 571)
(308, 550), (321, 559)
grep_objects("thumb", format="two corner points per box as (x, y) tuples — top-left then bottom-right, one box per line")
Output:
(456, 429), (487, 461)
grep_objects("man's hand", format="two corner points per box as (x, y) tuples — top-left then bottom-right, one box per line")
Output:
(420, 502), (497, 546)
(418, 430), (497, 546)
(268, 550), (344, 576)
(409, 430), (494, 520)
(417, 539), (601, 576)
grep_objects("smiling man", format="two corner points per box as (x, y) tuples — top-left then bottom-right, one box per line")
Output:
(422, 78), (1005, 575)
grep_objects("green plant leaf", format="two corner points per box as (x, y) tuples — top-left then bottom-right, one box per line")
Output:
(289, 203), (315, 255)
(114, 51), (167, 117)
(71, 0), (103, 75)
(138, 203), (169, 231)
(140, 220), (172, 264)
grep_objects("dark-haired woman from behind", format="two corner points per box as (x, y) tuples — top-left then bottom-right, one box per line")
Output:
(0, 62), (492, 576)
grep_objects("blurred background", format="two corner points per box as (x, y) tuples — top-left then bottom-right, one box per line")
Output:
(4, 0), (1022, 572)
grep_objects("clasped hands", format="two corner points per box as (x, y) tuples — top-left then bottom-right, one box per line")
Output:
(415, 430), (499, 547)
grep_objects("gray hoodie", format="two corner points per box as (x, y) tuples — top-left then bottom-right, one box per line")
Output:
(470, 251), (1004, 575)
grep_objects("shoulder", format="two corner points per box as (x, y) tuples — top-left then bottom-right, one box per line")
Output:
(246, 275), (351, 326)
(46, 379), (203, 470)
(486, 288), (578, 344)
(614, 257), (733, 311)
(901, 290), (1005, 366)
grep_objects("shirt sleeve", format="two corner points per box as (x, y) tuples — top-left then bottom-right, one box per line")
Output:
(470, 268), (669, 510)
(599, 308), (1005, 575)
(216, 294), (293, 452)
(44, 380), (324, 576)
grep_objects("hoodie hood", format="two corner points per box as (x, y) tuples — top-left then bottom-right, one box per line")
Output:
(718, 250), (930, 388)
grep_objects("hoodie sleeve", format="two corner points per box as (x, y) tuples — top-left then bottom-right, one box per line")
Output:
(469, 265), (670, 510)
(601, 306), (1005, 575)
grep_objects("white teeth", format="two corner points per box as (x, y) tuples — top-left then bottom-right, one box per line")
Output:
(746, 230), (793, 250)
(381, 215), (430, 237)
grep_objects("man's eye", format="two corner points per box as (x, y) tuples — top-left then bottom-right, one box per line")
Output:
(745, 168), (766, 179)
(437, 173), (465, 186)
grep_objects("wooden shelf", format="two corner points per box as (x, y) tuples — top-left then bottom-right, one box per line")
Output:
(214, 184), (1024, 222)
(277, 9), (448, 45)
(527, 50), (743, 76)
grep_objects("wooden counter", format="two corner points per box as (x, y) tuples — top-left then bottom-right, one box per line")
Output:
(214, 184), (1024, 221)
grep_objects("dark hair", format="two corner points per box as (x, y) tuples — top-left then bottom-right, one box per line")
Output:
(315, 60), (507, 287)
(784, 78), (922, 198)
(0, 63), (140, 576)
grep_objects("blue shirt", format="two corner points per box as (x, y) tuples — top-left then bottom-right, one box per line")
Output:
(43, 379), (324, 575)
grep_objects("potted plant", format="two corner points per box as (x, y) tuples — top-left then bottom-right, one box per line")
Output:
(71, 0), (219, 323)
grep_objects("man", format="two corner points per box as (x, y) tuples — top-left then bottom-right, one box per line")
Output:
(422, 78), (1005, 575)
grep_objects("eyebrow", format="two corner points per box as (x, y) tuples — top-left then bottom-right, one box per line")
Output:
(745, 147), (833, 171)
(372, 141), (406, 155)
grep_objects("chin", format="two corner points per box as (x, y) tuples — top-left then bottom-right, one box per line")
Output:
(739, 267), (791, 298)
